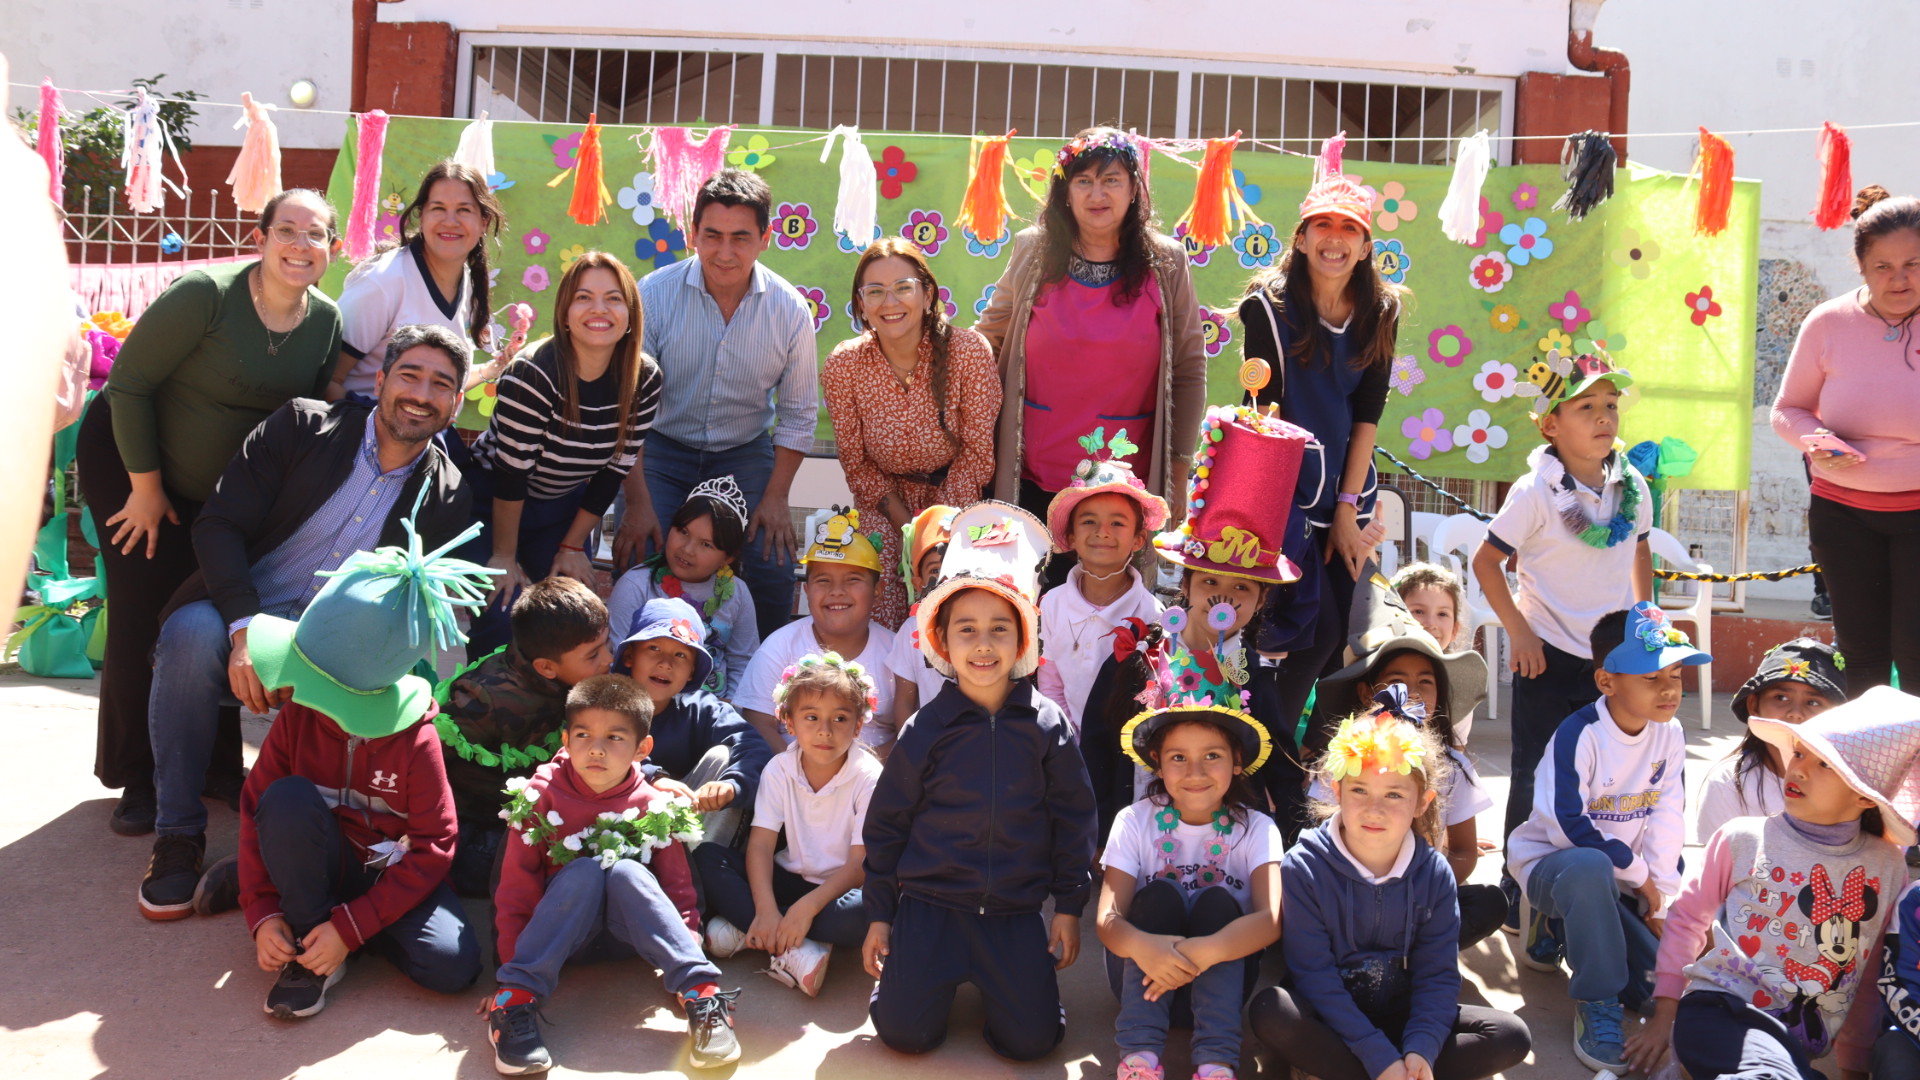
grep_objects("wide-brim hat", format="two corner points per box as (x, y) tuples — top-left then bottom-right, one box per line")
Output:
(1045, 428), (1170, 552)
(1152, 406), (1309, 586)
(615, 596), (715, 690)
(1605, 601), (1711, 674)
(1732, 637), (1849, 722)
(907, 504), (958, 577)
(916, 502), (1048, 680)
(1120, 704), (1274, 777)
(1317, 565), (1488, 727)
(247, 613), (432, 738)
(1750, 685), (1920, 846)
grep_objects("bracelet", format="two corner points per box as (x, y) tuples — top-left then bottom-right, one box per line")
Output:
(1336, 492), (1361, 507)
(557, 543), (586, 553)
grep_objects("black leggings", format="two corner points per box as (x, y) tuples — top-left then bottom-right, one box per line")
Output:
(1247, 982), (1530, 1080)
(1103, 880), (1260, 1005)
(1809, 493), (1920, 693)
(1456, 883), (1507, 950)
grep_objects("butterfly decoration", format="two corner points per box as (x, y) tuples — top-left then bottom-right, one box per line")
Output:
(1075, 426), (1139, 462)
(968, 518), (1016, 546)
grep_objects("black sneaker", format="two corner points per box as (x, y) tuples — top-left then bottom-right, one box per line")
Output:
(486, 989), (552, 1074)
(138, 833), (205, 920)
(109, 783), (157, 837)
(1811, 592), (1832, 621)
(193, 854), (240, 916)
(683, 988), (742, 1068)
(265, 959), (344, 1020)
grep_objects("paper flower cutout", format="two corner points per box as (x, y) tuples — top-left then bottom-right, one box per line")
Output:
(1389, 354), (1425, 396)
(1578, 319), (1627, 355)
(1175, 221), (1213, 267)
(1473, 360), (1519, 403)
(903, 209), (949, 256)
(1686, 285), (1724, 326)
(1490, 304), (1521, 334)
(1472, 196), (1505, 250)
(974, 282), (999, 318)
(1401, 407), (1455, 460)
(1373, 181), (1419, 232)
(638, 218), (685, 269)
(1511, 183), (1539, 211)
(874, 145), (917, 199)
(546, 130), (582, 171)
(793, 285), (831, 332)
(1199, 308), (1233, 358)
(1011, 151), (1052, 201)
(1549, 291), (1592, 334)
(464, 378), (499, 418)
(1373, 238), (1411, 284)
(963, 225), (1009, 258)
(556, 243), (588, 270)
(935, 285), (958, 321)
(375, 213), (401, 243)
(523, 228), (551, 257)
(1610, 227), (1661, 280)
(1206, 603), (1237, 631)
(1233, 168), (1264, 207)
(159, 231), (184, 255)
(1427, 325), (1473, 368)
(1537, 328), (1573, 354)
(616, 172), (657, 226)
(522, 265), (550, 293)
(773, 202), (817, 250)
(486, 171), (514, 192)
(1500, 217), (1554, 266)
(726, 134), (776, 172)
(1452, 409), (1509, 464)
(1232, 222), (1278, 269)
(1469, 251), (1514, 293)
(837, 223), (883, 254)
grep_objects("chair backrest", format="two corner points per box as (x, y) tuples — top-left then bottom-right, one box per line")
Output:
(1646, 527), (1697, 570)
(1430, 513), (1488, 573)
(1409, 511), (1447, 563)
(1374, 484), (1412, 551)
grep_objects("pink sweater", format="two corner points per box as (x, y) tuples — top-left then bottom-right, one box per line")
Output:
(1772, 289), (1920, 493)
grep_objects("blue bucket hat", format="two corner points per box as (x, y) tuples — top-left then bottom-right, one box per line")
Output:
(614, 596), (714, 691)
(1603, 601), (1711, 675)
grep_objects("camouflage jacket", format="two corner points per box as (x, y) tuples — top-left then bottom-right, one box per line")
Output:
(437, 644), (569, 825)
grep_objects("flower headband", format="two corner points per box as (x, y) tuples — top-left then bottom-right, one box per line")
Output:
(772, 651), (879, 716)
(1325, 686), (1430, 780)
(1054, 132), (1139, 178)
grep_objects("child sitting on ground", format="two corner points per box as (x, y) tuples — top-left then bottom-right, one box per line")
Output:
(885, 504), (956, 731)
(1690, 637), (1848, 843)
(439, 577), (612, 896)
(1247, 686), (1531, 1080)
(862, 502), (1099, 1062)
(487, 674), (740, 1074)
(692, 652), (882, 997)
(607, 476), (759, 697)
(1391, 561), (1476, 741)
(1506, 602), (1701, 1074)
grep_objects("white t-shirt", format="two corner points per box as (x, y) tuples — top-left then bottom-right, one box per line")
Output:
(1038, 565), (1162, 731)
(1104, 798), (1283, 910)
(885, 617), (949, 712)
(337, 240), (476, 397)
(736, 616), (897, 750)
(751, 743), (883, 884)
(1309, 747), (1493, 829)
(1688, 754), (1784, 845)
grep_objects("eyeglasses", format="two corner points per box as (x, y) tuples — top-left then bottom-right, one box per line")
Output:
(268, 224), (335, 247)
(857, 279), (925, 305)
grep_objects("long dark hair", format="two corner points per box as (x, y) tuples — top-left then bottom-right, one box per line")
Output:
(393, 159), (506, 346)
(1246, 218), (1403, 371)
(850, 236), (959, 453)
(550, 251), (647, 459)
(1141, 715), (1267, 827)
(1037, 126), (1160, 305)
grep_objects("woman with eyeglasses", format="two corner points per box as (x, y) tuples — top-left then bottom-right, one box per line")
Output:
(821, 236), (1001, 629)
(76, 188), (344, 837)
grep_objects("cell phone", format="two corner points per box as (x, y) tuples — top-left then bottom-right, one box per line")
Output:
(1800, 431), (1866, 462)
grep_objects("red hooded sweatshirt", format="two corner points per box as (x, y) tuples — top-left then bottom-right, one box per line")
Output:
(238, 700), (457, 950)
(493, 752), (700, 967)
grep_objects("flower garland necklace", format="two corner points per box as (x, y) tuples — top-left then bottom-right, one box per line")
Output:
(500, 776), (703, 869)
(1153, 803), (1236, 887)
(649, 555), (736, 630)
(1536, 447), (1642, 549)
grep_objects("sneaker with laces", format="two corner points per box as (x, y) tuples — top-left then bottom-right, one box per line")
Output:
(264, 959), (345, 1019)
(704, 916), (747, 959)
(682, 986), (742, 1068)
(193, 854), (240, 916)
(486, 988), (552, 1074)
(1572, 998), (1628, 1072)
(139, 833), (206, 920)
(1519, 893), (1563, 972)
(1499, 878), (1520, 935)
(109, 782), (157, 837)
(764, 940), (830, 996)
(1117, 1051), (1164, 1080)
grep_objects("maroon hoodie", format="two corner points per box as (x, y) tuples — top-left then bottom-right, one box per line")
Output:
(238, 700), (457, 949)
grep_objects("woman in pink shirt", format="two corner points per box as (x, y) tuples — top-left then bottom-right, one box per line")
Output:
(1772, 185), (1920, 692)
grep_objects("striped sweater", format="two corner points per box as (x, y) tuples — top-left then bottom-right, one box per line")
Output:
(471, 339), (663, 514)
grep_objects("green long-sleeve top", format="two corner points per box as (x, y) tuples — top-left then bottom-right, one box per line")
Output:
(104, 260), (341, 502)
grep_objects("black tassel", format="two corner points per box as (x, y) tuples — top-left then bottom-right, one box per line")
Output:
(1553, 130), (1617, 220)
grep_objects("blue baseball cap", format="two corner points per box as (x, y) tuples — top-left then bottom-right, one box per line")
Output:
(614, 596), (714, 691)
(1604, 601), (1711, 674)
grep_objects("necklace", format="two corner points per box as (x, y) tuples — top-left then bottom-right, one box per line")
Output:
(251, 266), (307, 356)
(1154, 804), (1236, 887)
(1538, 448), (1643, 548)
(1865, 291), (1919, 345)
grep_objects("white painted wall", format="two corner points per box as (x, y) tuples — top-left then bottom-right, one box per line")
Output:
(1, 0), (353, 150)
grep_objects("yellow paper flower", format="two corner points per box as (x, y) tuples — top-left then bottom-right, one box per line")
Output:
(1537, 328), (1573, 354)
(1326, 711), (1428, 778)
(556, 244), (589, 270)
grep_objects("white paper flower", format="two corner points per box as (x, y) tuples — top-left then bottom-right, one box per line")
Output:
(520, 830), (538, 846)
(547, 810), (564, 826)
(597, 811), (620, 823)
(616, 172), (658, 226)
(1451, 409), (1510, 464)
(622, 806), (641, 821)
(1472, 360), (1519, 404)
(598, 850), (621, 869)
(504, 776), (530, 792)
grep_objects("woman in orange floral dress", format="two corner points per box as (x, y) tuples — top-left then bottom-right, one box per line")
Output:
(821, 237), (1001, 629)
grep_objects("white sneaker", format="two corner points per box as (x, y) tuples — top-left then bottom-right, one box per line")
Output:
(704, 917), (747, 959)
(765, 940), (830, 997)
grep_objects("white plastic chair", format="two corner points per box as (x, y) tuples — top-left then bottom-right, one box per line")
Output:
(1430, 512), (1506, 721)
(1649, 527), (1715, 730)
(1409, 511), (1447, 565)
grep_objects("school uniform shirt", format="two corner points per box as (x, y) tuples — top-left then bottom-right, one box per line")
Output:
(736, 616), (897, 750)
(1310, 747), (1494, 830)
(1882, 880), (1920, 1061)
(1104, 798), (1282, 909)
(607, 564), (760, 697)
(1506, 697), (1687, 899)
(1037, 565), (1162, 735)
(1483, 444), (1652, 658)
(638, 689), (773, 808)
(885, 615), (948, 711)
(336, 239), (474, 397)
(1688, 754), (1785, 845)
(752, 742), (884, 884)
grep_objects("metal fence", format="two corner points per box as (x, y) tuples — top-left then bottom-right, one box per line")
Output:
(63, 183), (260, 265)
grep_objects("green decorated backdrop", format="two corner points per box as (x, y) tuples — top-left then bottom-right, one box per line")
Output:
(326, 120), (1759, 491)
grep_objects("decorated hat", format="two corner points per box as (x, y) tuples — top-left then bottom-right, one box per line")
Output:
(614, 596), (715, 691)
(1045, 427), (1170, 553)
(1732, 638), (1848, 722)
(247, 491), (499, 737)
(1118, 609), (1272, 776)
(1604, 601), (1711, 674)
(686, 474), (749, 530)
(1152, 405), (1309, 585)
(1750, 685), (1920, 846)
(1521, 348), (1635, 421)
(1324, 684), (1436, 781)
(916, 501), (1049, 679)
(1317, 563), (1488, 728)
(1297, 131), (1372, 232)
(802, 504), (886, 575)
(906, 504), (958, 583)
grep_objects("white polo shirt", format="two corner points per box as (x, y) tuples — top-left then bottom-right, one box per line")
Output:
(751, 743), (884, 884)
(336, 240), (475, 396)
(885, 616), (949, 712)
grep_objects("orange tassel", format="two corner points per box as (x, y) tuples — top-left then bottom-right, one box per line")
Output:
(1692, 127), (1735, 237)
(565, 114), (610, 226)
(1178, 133), (1257, 248)
(955, 130), (1016, 245)
(1813, 122), (1852, 231)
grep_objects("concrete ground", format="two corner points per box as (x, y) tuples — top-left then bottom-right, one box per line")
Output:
(0, 672), (1768, 1079)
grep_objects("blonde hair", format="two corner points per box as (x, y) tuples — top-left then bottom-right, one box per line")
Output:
(1309, 714), (1452, 848)
(1391, 561), (1467, 648)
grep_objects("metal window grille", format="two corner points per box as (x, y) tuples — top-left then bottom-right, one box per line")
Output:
(469, 45), (762, 126)
(62, 184), (262, 265)
(1661, 489), (1749, 611)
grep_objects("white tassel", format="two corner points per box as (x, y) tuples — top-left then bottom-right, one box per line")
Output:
(819, 125), (876, 248)
(122, 87), (183, 214)
(1438, 129), (1492, 244)
(452, 111), (495, 179)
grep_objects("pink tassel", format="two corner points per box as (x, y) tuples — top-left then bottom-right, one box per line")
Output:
(344, 110), (389, 259)
(225, 92), (283, 214)
(37, 80), (62, 206)
(644, 125), (735, 232)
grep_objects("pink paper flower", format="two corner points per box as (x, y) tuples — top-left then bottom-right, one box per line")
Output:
(1549, 290), (1592, 334)
(772, 202), (818, 250)
(522, 265), (550, 292)
(1427, 325), (1473, 368)
(902, 209), (949, 255)
(1511, 182), (1539, 211)
(1200, 309), (1233, 358)
(793, 285), (831, 332)
(523, 228), (551, 257)
(1471, 196), (1505, 249)
(1400, 408), (1455, 460)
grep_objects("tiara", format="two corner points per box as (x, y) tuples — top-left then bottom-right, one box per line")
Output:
(772, 651), (879, 716)
(687, 475), (750, 527)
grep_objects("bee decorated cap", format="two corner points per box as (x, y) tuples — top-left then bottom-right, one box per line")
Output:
(1732, 637), (1847, 722)
(1152, 404), (1309, 585)
(1749, 685), (1920, 846)
(1522, 348), (1634, 421)
(802, 504), (886, 575)
(1324, 684), (1433, 780)
(1118, 607), (1272, 777)
(1045, 426), (1169, 553)
(1605, 601), (1711, 675)
(916, 501), (1049, 679)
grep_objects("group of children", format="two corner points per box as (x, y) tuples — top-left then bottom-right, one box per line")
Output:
(147, 331), (1920, 1080)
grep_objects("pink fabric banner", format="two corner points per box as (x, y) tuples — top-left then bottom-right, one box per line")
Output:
(68, 255), (251, 319)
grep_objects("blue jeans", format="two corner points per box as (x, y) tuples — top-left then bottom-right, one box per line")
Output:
(641, 432), (793, 641)
(149, 600), (236, 837)
(495, 856), (721, 1000)
(256, 775), (481, 993)
(1523, 845), (1658, 1005)
(1109, 880), (1253, 1068)
(460, 463), (591, 661)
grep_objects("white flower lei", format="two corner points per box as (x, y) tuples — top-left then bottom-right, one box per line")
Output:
(500, 776), (704, 869)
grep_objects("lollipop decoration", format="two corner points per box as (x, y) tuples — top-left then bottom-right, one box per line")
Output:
(1239, 356), (1279, 420)
(1162, 607), (1189, 635)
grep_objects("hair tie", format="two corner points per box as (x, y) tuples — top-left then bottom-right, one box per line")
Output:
(1370, 683), (1428, 726)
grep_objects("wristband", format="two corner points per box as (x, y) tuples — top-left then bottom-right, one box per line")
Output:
(1336, 492), (1360, 507)
(557, 543), (586, 553)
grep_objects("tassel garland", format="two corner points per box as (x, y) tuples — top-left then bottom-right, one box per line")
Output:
(819, 125), (878, 248)
(1552, 130), (1616, 221)
(1813, 121), (1852, 231)
(1177, 133), (1258, 248)
(645, 125), (735, 232)
(954, 129), (1016, 247)
(1691, 127), (1735, 237)
(1129, 130), (1154, 189)
(224, 92), (283, 214)
(1437, 129), (1491, 243)
(344, 109), (390, 259)
(37, 79), (62, 206)
(453, 111), (495, 180)
(122, 87), (184, 214)
(548, 113), (610, 226)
